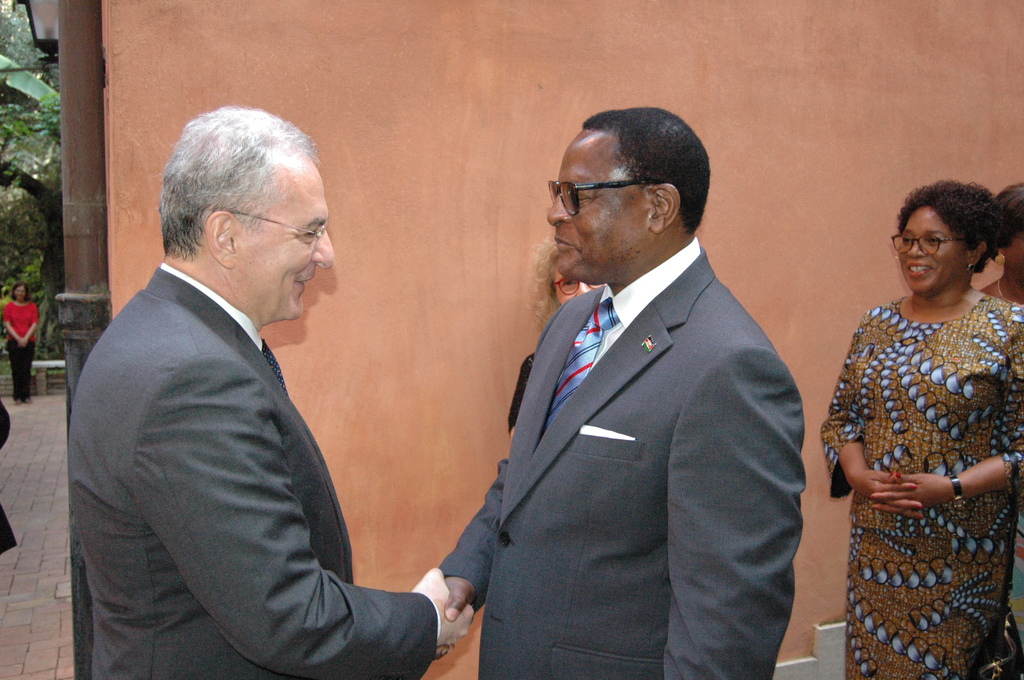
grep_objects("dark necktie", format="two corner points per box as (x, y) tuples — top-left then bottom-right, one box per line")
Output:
(545, 297), (619, 430)
(261, 340), (288, 395)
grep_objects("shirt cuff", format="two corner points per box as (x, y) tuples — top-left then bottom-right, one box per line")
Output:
(417, 592), (442, 642)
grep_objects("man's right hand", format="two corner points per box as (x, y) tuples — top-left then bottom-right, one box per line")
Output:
(412, 569), (474, 655)
(443, 575), (476, 622)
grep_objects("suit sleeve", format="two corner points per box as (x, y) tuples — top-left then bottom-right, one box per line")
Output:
(439, 301), (578, 604)
(132, 354), (436, 679)
(666, 345), (805, 680)
(439, 457), (506, 606)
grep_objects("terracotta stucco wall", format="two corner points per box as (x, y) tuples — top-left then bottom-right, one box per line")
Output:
(102, 1), (1024, 676)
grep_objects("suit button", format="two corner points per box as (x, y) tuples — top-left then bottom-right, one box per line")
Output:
(498, 531), (511, 547)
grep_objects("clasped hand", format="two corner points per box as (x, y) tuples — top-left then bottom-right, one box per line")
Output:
(850, 469), (952, 519)
(412, 569), (474, 659)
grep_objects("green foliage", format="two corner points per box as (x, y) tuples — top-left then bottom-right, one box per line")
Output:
(0, 3), (40, 68)
(2, 258), (40, 295)
(34, 92), (59, 137)
(0, 3), (62, 359)
(1, 98), (60, 175)
(0, 188), (44, 257)
(0, 53), (57, 100)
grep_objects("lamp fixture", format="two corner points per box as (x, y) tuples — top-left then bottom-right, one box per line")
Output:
(16, 0), (59, 63)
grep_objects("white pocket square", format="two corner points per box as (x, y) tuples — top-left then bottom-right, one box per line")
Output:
(579, 425), (636, 441)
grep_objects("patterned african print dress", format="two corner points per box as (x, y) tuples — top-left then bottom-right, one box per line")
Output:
(822, 296), (1024, 680)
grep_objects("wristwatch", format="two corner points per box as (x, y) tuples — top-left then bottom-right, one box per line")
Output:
(950, 476), (967, 508)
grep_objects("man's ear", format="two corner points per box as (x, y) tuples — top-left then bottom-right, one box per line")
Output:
(205, 211), (240, 269)
(648, 183), (681, 235)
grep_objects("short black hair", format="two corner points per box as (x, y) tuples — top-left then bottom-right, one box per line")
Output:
(995, 183), (1024, 248)
(896, 180), (1002, 273)
(583, 107), (710, 233)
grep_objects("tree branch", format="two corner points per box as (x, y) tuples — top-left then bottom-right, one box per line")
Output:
(0, 160), (47, 198)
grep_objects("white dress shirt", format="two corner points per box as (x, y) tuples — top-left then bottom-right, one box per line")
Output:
(594, 236), (702, 364)
(160, 263), (262, 349)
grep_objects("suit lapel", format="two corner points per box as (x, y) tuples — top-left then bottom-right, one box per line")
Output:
(146, 269), (354, 576)
(513, 299), (594, 459)
(147, 269), (296, 413)
(501, 298), (593, 512)
(500, 252), (717, 524)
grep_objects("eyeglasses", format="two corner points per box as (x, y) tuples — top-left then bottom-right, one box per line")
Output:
(891, 234), (966, 255)
(553, 278), (583, 296)
(548, 179), (649, 216)
(229, 210), (327, 245)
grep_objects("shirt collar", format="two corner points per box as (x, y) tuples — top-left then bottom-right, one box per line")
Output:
(160, 263), (262, 348)
(601, 236), (701, 330)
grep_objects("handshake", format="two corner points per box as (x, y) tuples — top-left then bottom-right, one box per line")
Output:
(413, 569), (477, 659)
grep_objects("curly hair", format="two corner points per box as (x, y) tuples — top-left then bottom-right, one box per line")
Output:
(994, 183), (1024, 249)
(583, 107), (710, 234)
(896, 180), (1002, 273)
(530, 238), (561, 326)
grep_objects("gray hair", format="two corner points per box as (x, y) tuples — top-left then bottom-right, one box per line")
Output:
(160, 106), (318, 259)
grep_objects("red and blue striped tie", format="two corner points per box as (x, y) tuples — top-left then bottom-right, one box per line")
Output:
(545, 297), (619, 430)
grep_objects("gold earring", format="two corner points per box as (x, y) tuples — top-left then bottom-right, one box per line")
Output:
(996, 252), (1006, 267)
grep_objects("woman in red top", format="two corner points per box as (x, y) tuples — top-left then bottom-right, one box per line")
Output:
(4, 282), (39, 404)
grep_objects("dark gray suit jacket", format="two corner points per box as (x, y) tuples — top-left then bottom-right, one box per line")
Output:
(441, 252), (805, 680)
(69, 270), (436, 679)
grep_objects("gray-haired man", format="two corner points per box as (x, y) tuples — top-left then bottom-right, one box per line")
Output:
(69, 106), (471, 679)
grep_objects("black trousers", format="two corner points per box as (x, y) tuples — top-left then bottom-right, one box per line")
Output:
(7, 340), (35, 402)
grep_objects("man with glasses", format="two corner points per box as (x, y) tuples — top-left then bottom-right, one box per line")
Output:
(68, 106), (471, 679)
(441, 107), (805, 680)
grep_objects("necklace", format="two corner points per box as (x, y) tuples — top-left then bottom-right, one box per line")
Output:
(996, 279), (1024, 305)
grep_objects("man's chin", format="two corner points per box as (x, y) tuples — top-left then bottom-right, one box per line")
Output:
(555, 254), (584, 279)
(271, 301), (304, 325)
(557, 263), (601, 288)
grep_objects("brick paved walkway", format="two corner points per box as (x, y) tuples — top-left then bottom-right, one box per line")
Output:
(0, 395), (72, 679)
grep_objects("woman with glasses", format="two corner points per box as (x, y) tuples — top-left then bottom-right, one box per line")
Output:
(822, 180), (1022, 679)
(982, 183), (1024, 305)
(507, 238), (597, 434)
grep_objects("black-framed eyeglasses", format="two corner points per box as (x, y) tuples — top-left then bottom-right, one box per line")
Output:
(229, 210), (327, 245)
(548, 179), (649, 216)
(891, 234), (966, 255)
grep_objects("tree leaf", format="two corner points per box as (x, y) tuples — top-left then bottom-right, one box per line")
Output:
(0, 54), (56, 101)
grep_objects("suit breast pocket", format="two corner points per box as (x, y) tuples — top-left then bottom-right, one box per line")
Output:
(570, 435), (645, 462)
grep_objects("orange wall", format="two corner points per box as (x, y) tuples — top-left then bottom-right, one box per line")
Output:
(102, 1), (1024, 676)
